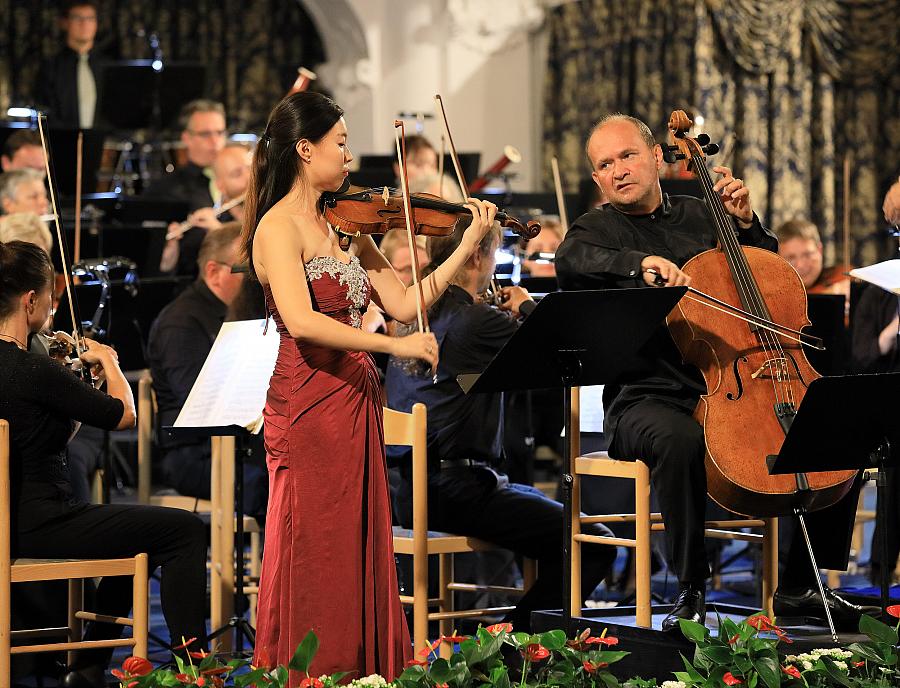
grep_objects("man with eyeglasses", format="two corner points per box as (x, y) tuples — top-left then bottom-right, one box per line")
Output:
(35, 0), (106, 129)
(147, 222), (268, 519)
(147, 99), (229, 275)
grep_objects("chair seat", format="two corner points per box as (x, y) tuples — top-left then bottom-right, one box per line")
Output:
(391, 526), (495, 554)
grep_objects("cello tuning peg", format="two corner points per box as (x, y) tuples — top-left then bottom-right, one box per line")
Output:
(661, 144), (679, 164)
(703, 143), (720, 156)
(696, 133), (710, 145)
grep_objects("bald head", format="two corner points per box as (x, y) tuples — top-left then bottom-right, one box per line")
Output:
(214, 145), (251, 204)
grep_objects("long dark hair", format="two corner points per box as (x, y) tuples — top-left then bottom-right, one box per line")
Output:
(0, 240), (53, 319)
(241, 92), (344, 277)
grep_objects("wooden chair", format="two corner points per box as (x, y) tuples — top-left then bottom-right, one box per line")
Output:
(388, 404), (536, 657)
(566, 389), (778, 628)
(137, 374), (262, 632)
(0, 420), (149, 684)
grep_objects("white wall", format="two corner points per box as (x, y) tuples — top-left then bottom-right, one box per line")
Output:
(326, 0), (550, 192)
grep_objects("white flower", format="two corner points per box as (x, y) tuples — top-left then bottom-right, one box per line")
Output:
(349, 676), (389, 688)
(833, 661), (848, 671)
(802, 661), (813, 671)
(661, 682), (687, 688)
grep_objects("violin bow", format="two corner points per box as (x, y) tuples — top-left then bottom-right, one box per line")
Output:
(551, 156), (569, 231)
(37, 114), (90, 379)
(393, 121), (433, 361)
(74, 131), (83, 264)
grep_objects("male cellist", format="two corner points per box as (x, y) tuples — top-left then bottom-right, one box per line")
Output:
(556, 113), (875, 632)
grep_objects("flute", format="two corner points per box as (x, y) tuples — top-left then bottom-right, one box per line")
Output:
(165, 194), (246, 240)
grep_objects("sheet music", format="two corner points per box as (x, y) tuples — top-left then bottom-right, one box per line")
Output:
(174, 319), (279, 432)
(849, 259), (900, 295)
(579, 385), (605, 433)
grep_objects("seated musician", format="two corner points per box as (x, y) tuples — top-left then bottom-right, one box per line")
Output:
(385, 220), (617, 632)
(555, 113), (875, 631)
(522, 218), (564, 278)
(1, 130), (45, 175)
(776, 218), (851, 298)
(147, 99), (228, 275)
(0, 169), (50, 216)
(392, 134), (439, 188)
(147, 222), (268, 520)
(0, 212), (52, 253)
(0, 240), (207, 688)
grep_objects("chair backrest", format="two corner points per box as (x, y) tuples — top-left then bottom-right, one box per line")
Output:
(383, 404), (427, 540)
(137, 373), (155, 504)
(0, 420), (11, 619)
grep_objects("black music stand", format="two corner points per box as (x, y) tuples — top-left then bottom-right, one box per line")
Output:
(458, 287), (688, 630)
(167, 424), (257, 653)
(768, 373), (900, 621)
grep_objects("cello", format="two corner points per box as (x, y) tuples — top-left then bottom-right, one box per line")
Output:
(663, 110), (857, 518)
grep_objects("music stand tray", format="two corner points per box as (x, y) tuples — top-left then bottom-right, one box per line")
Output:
(458, 287), (687, 628)
(768, 373), (900, 616)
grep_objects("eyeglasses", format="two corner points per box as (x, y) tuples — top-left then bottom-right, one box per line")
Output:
(784, 249), (819, 265)
(188, 129), (227, 140)
(68, 13), (97, 22)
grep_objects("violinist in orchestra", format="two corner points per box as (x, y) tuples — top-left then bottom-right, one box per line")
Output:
(385, 220), (616, 632)
(0, 169), (50, 216)
(243, 91), (497, 676)
(0, 213), (52, 253)
(0, 240), (207, 688)
(522, 218), (564, 278)
(392, 134), (439, 188)
(776, 218), (851, 299)
(34, 0), (106, 130)
(1, 130), (45, 175)
(556, 113), (875, 632)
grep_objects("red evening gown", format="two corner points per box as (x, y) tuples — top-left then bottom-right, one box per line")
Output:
(255, 255), (410, 679)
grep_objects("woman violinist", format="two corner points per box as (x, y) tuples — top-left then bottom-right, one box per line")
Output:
(242, 91), (497, 677)
(0, 240), (208, 688)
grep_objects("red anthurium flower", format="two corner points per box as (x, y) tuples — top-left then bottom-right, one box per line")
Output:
(728, 634), (740, 645)
(299, 677), (324, 688)
(441, 634), (468, 644)
(583, 660), (609, 673)
(886, 605), (900, 618)
(782, 666), (802, 679)
(406, 658), (428, 667)
(122, 656), (153, 676)
(418, 638), (442, 657)
(723, 672), (743, 686)
(173, 637), (198, 651)
(746, 615), (792, 643)
(435, 684), (449, 688)
(195, 679), (207, 687)
(586, 636), (619, 646)
(175, 674), (194, 684)
(189, 650), (208, 660)
(111, 669), (126, 680)
(854, 661), (865, 667)
(485, 622), (513, 634)
(522, 643), (550, 662)
(201, 667), (231, 677)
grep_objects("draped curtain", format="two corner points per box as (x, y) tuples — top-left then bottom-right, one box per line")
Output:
(543, 0), (900, 265)
(0, 0), (325, 130)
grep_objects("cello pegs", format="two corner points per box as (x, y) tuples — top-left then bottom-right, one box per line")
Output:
(696, 133), (711, 145)
(703, 143), (720, 156)
(661, 144), (680, 164)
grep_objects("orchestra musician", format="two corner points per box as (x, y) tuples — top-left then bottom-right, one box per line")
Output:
(775, 218), (851, 299)
(34, 0), (105, 130)
(0, 169), (50, 216)
(522, 218), (564, 278)
(555, 113), (876, 632)
(392, 134), (439, 188)
(1, 130), (46, 175)
(385, 221), (617, 632)
(0, 240), (207, 688)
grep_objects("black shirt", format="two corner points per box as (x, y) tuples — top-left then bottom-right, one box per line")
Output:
(385, 285), (534, 467)
(0, 340), (123, 530)
(146, 279), (227, 447)
(34, 47), (106, 129)
(851, 285), (900, 373)
(555, 193), (777, 442)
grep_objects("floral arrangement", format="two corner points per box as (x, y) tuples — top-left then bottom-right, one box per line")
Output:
(108, 608), (900, 688)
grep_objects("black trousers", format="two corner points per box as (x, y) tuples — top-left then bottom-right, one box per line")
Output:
(15, 502), (208, 670)
(397, 466), (617, 631)
(609, 398), (860, 589)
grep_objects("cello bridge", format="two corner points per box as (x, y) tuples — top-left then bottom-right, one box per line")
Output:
(750, 357), (788, 381)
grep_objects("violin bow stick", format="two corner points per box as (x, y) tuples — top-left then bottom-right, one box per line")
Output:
(393, 121), (429, 336)
(551, 156), (569, 231)
(438, 134), (446, 198)
(37, 114), (84, 359)
(434, 94), (470, 198)
(74, 131), (83, 264)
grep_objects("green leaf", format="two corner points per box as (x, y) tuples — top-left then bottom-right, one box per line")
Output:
(430, 658), (452, 683)
(275, 665), (290, 686)
(699, 646), (735, 665)
(680, 653), (705, 681)
(288, 629), (320, 673)
(819, 657), (852, 687)
(860, 612), (899, 645)
(747, 673), (757, 688)
(490, 664), (511, 688)
(679, 619), (710, 644)
(599, 671), (621, 688)
(512, 632), (533, 647)
(846, 641), (884, 663)
(750, 655), (780, 688)
(539, 629), (568, 650)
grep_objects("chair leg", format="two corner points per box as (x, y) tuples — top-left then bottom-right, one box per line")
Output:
(1, 574), (11, 687)
(522, 558), (537, 592)
(249, 532), (260, 628)
(68, 578), (83, 666)
(570, 471), (582, 616)
(133, 554), (149, 658)
(762, 518), (778, 619)
(634, 461), (652, 628)
(413, 550), (428, 657)
(439, 554), (453, 659)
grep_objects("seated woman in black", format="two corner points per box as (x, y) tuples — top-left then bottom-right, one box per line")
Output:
(0, 240), (208, 688)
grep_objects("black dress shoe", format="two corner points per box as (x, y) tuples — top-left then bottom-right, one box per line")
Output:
(60, 671), (104, 688)
(773, 586), (881, 631)
(662, 584), (706, 633)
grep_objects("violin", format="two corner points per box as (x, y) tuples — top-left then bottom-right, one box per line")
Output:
(319, 186), (541, 247)
(662, 109), (856, 518)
